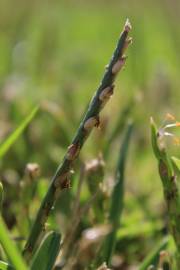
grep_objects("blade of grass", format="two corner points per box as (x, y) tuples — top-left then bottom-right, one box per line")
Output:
(30, 231), (61, 270)
(139, 237), (169, 270)
(0, 215), (28, 270)
(150, 117), (180, 269)
(23, 20), (132, 260)
(0, 181), (3, 211)
(102, 122), (133, 265)
(0, 260), (14, 270)
(171, 156), (180, 172)
(0, 106), (39, 159)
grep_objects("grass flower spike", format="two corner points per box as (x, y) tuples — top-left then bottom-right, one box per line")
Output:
(23, 19), (132, 260)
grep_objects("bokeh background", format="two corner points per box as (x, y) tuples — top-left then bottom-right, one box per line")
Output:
(1, 0), (180, 268)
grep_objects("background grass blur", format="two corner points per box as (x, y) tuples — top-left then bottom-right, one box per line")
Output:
(1, 0), (180, 268)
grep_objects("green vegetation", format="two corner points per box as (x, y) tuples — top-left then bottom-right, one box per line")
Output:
(30, 231), (61, 270)
(0, 216), (28, 270)
(151, 118), (180, 269)
(1, 0), (180, 269)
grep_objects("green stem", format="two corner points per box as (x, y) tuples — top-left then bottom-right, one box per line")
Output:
(0, 216), (28, 270)
(23, 19), (132, 260)
(151, 118), (180, 269)
(0, 260), (14, 270)
(158, 159), (180, 270)
(0, 106), (39, 159)
(139, 237), (169, 270)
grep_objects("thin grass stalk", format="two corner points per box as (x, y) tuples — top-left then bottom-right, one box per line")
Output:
(151, 118), (180, 269)
(139, 237), (169, 270)
(0, 106), (38, 159)
(0, 216), (28, 270)
(0, 181), (3, 211)
(54, 191), (100, 269)
(58, 164), (86, 260)
(30, 231), (61, 270)
(61, 189), (100, 261)
(0, 260), (14, 270)
(23, 19), (132, 260)
(102, 122), (133, 265)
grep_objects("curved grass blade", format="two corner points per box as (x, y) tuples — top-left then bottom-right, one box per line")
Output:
(171, 156), (180, 172)
(30, 231), (61, 270)
(0, 260), (14, 270)
(0, 106), (39, 159)
(139, 237), (169, 270)
(0, 216), (28, 270)
(102, 122), (133, 265)
(151, 117), (180, 268)
(0, 181), (3, 211)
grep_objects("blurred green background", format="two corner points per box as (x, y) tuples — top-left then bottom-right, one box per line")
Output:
(0, 0), (180, 268)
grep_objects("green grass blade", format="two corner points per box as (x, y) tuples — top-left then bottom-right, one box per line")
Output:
(0, 260), (14, 270)
(150, 117), (161, 159)
(0, 216), (28, 270)
(30, 231), (61, 270)
(150, 118), (180, 268)
(0, 106), (39, 159)
(102, 122), (133, 265)
(171, 156), (180, 172)
(139, 237), (169, 270)
(0, 181), (3, 211)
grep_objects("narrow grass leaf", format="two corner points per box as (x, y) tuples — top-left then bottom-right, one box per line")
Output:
(102, 122), (133, 265)
(0, 260), (14, 270)
(171, 156), (180, 172)
(0, 216), (28, 270)
(139, 237), (169, 270)
(30, 231), (61, 270)
(0, 106), (39, 159)
(151, 118), (180, 268)
(150, 117), (161, 159)
(0, 182), (3, 211)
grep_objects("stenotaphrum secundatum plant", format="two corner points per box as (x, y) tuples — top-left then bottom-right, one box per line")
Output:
(151, 114), (180, 269)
